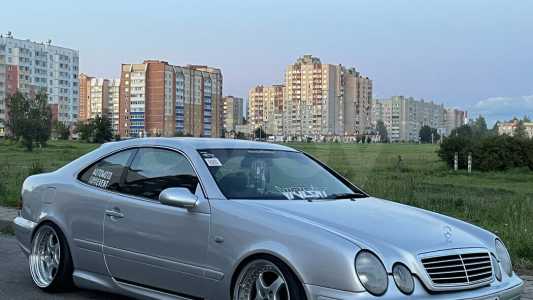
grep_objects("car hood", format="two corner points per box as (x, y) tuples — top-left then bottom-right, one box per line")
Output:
(240, 197), (495, 271)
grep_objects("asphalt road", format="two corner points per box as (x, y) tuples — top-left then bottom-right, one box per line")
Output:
(0, 235), (131, 300)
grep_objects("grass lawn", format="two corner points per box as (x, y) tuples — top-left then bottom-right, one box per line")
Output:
(0, 140), (98, 207)
(0, 140), (532, 269)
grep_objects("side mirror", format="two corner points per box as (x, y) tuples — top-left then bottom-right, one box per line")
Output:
(159, 187), (198, 209)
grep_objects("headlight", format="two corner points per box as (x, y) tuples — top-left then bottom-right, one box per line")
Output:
(491, 254), (502, 281)
(392, 263), (414, 295)
(495, 239), (512, 277)
(355, 250), (388, 296)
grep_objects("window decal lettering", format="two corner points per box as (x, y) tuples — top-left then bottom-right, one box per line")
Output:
(275, 186), (328, 200)
(87, 168), (113, 189)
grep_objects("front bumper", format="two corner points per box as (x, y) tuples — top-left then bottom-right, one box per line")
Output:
(305, 274), (524, 299)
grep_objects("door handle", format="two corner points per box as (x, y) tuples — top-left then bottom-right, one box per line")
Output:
(105, 209), (124, 219)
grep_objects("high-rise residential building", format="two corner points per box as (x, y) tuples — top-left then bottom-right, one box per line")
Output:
(248, 85), (284, 136)
(174, 65), (223, 137)
(78, 74), (120, 134)
(0, 33), (79, 136)
(444, 108), (466, 135)
(373, 96), (447, 142)
(343, 68), (373, 136)
(78, 73), (92, 121)
(282, 55), (372, 139)
(89, 78), (109, 119)
(222, 96), (244, 132)
(108, 79), (120, 133)
(119, 60), (223, 138)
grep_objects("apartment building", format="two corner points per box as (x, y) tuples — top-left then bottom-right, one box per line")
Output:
(174, 65), (223, 137)
(373, 96), (447, 142)
(222, 95), (244, 132)
(108, 79), (120, 133)
(282, 55), (373, 139)
(444, 108), (466, 135)
(0, 33), (79, 136)
(79, 74), (120, 133)
(283, 55), (342, 137)
(343, 68), (373, 136)
(119, 60), (223, 138)
(248, 85), (284, 136)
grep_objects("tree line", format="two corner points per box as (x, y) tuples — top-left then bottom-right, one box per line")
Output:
(2, 92), (114, 151)
(438, 116), (533, 172)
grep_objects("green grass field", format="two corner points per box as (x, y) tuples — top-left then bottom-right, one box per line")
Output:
(1, 140), (532, 269)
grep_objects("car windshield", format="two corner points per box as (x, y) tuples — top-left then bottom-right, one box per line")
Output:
(199, 149), (366, 200)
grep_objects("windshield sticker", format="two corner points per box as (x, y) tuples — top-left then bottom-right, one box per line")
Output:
(88, 168), (113, 189)
(205, 157), (222, 167)
(275, 186), (328, 200)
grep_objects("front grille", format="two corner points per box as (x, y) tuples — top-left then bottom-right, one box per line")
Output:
(421, 252), (493, 287)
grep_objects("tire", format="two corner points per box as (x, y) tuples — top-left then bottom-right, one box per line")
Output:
(233, 256), (307, 300)
(29, 223), (74, 292)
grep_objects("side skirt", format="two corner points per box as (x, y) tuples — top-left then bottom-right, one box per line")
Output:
(73, 270), (200, 300)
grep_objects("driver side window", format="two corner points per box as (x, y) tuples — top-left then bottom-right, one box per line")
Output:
(119, 148), (199, 200)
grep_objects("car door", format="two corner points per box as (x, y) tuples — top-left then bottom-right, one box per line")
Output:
(103, 147), (212, 298)
(73, 148), (137, 276)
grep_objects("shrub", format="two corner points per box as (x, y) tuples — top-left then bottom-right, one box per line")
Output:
(438, 136), (475, 169)
(439, 134), (533, 172)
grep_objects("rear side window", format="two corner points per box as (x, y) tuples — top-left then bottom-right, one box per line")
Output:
(79, 149), (136, 191)
(120, 148), (199, 200)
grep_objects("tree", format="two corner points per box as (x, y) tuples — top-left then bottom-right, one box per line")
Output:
(419, 125), (440, 144)
(53, 120), (70, 140)
(75, 115), (113, 143)
(92, 115), (113, 143)
(472, 115), (489, 138)
(450, 125), (474, 139)
(76, 121), (94, 142)
(6, 91), (52, 151)
(5, 92), (26, 139)
(254, 127), (266, 139)
(376, 120), (388, 143)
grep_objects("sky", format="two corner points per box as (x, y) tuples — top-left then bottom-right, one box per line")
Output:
(2, 0), (532, 125)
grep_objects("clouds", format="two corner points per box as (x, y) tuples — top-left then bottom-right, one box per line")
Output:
(468, 96), (533, 125)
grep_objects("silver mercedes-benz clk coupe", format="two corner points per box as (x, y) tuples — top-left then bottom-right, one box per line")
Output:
(14, 138), (524, 299)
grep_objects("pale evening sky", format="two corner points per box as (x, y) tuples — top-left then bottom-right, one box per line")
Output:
(2, 0), (532, 124)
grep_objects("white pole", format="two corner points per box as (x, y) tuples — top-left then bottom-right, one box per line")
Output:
(468, 152), (472, 174)
(454, 152), (458, 171)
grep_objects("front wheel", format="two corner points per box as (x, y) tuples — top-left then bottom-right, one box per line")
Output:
(233, 258), (306, 300)
(29, 224), (74, 291)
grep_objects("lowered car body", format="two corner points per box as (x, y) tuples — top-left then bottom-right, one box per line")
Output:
(14, 138), (523, 299)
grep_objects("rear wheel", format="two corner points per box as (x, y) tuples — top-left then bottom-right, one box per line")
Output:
(233, 258), (306, 300)
(29, 224), (73, 291)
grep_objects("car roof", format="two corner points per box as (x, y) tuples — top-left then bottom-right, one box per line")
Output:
(101, 137), (298, 152)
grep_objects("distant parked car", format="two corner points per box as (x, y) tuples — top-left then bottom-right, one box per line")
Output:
(14, 138), (523, 299)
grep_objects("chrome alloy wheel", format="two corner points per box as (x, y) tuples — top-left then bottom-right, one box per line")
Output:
(234, 259), (290, 300)
(29, 226), (61, 288)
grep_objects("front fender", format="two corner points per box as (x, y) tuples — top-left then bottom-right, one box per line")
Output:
(208, 200), (366, 295)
